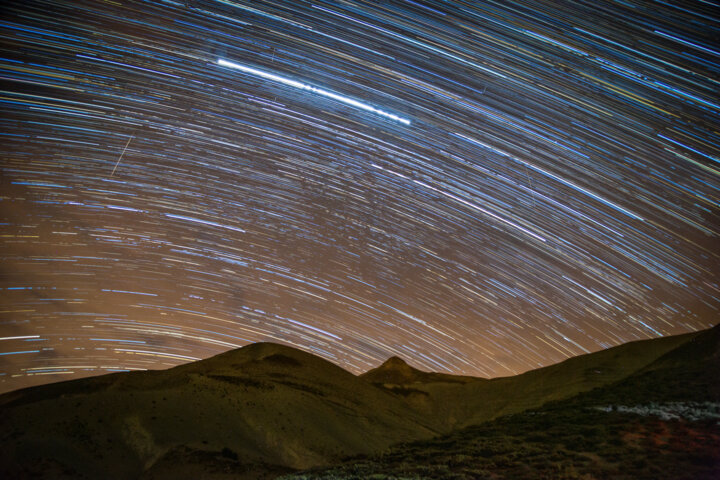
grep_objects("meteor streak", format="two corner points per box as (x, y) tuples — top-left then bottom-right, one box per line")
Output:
(111, 135), (134, 176)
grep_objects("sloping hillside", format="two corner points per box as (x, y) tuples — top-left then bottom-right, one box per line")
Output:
(0, 343), (439, 479)
(361, 328), (700, 430)
(281, 325), (720, 480)
(566, 323), (720, 407)
(0, 326), (714, 479)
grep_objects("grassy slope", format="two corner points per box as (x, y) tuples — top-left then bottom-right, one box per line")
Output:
(0, 327), (713, 479)
(360, 329), (699, 432)
(459, 329), (700, 423)
(280, 325), (720, 480)
(282, 408), (720, 480)
(0, 343), (439, 479)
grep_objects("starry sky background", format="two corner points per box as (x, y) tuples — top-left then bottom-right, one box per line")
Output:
(1, 0), (718, 394)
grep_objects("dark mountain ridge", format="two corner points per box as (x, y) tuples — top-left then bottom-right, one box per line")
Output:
(1, 325), (717, 479)
(284, 324), (720, 479)
(361, 355), (478, 386)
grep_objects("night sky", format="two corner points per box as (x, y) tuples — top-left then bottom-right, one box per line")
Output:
(1, 0), (718, 394)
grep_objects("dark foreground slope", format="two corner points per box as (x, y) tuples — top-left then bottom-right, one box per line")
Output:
(360, 328), (700, 430)
(0, 326), (716, 479)
(282, 324), (720, 479)
(0, 343), (439, 479)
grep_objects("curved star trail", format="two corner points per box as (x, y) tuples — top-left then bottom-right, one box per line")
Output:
(0, 0), (718, 393)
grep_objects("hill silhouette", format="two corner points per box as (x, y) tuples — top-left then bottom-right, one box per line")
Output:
(1, 326), (717, 479)
(361, 356), (476, 386)
(360, 327), (700, 432)
(0, 342), (439, 479)
(283, 324), (720, 479)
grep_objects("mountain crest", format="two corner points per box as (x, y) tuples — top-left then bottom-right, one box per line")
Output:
(363, 355), (471, 386)
(380, 356), (412, 369)
(1, 326), (714, 479)
(361, 356), (422, 385)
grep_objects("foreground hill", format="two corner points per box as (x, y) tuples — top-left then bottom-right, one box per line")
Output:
(0, 343), (439, 479)
(360, 328), (699, 431)
(283, 324), (720, 479)
(0, 325), (716, 479)
(284, 403), (720, 480)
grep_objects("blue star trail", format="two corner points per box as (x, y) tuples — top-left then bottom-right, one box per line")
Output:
(0, 0), (717, 393)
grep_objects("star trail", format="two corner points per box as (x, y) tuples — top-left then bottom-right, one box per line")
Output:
(0, 0), (718, 393)
(217, 58), (412, 124)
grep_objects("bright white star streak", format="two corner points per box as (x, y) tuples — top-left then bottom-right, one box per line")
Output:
(217, 58), (411, 125)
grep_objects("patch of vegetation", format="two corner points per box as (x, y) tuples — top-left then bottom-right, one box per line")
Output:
(221, 447), (239, 461)
(264, 354), (303, 367)
(207, 375), (274, 390)
(372, 384), (430, 397)
(272, 379), (326, 396)
(143, 445), (295, 479)
(279, 404), (720, 480)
